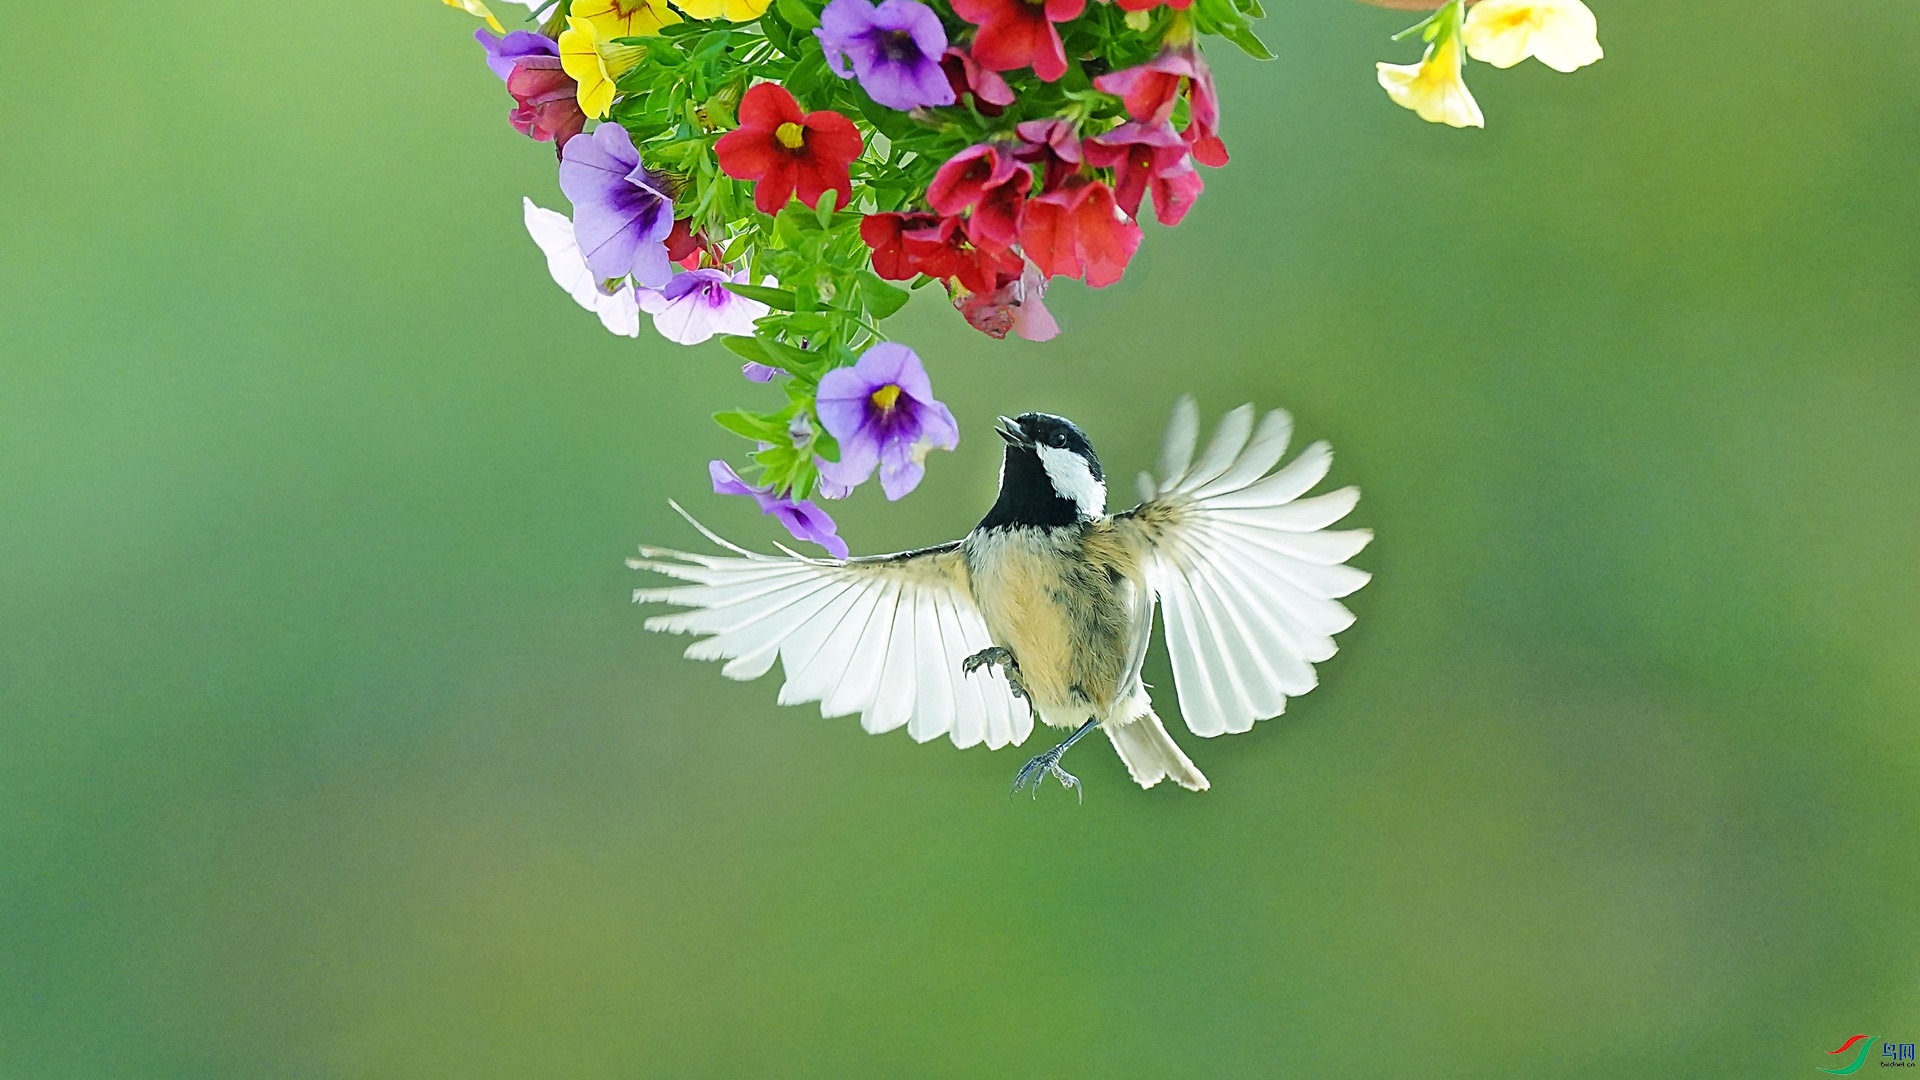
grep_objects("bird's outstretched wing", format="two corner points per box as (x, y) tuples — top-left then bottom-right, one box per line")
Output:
(630, 506), (1034, 750)
(1115, 398), (1372, 738)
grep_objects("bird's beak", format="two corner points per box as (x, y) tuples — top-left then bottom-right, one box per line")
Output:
(995, 416), (1030, 447)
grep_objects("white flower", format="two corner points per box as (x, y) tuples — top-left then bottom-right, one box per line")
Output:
(635, 269), (771, 346)
(521, 197), (640, 338)
(1462, 0), (1603, 73)
(1377, 35), (1484, 129)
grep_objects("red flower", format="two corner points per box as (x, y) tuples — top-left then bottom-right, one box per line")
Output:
(1018, 178), (1141, 288)
(862, 213), (1021, 293)
(861, 211), (943, 280)
(940, 47), (1016, 116)
(506, 57), (587, 152)
(1082, 120), (1202, 225)
(904, 216), (1024, 294)
(665, 218), (707, 269)
(950, 0), (1088, 83)
(715, 83), (863, 214)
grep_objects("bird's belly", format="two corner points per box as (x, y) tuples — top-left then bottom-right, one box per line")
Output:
(964, 528), (1132, 728)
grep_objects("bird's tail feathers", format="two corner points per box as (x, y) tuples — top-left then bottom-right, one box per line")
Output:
(1105, 711), (1209, 792)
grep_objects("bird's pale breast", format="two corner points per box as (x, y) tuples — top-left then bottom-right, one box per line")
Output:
(963, 523), (1143, 729)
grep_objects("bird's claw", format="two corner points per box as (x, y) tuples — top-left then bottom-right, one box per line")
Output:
(1011, 746), (1083, 803)
(963, 646), (1029, 701)
(962, 646), (1014, 677)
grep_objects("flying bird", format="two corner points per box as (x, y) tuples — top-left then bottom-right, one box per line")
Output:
(630, 398), (1372, 795)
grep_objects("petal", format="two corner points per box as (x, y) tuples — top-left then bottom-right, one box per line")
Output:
(754, 158), (802, 213)
(738, 82), (804, 130)
(715, 130), (779, 182)
(854, 341), (921, 397)
(816, 436), (880, 490)
(912, 399), (960, 450)
(649, 294), (721, 344)
(801, 111), (865, 164)
(709, 459), (758, 497)
(877, 442), (928, 500)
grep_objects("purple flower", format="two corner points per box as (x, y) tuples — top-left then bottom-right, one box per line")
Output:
(475, 28), (557, 81)
(710, 461), (850, 559)
(635, 268), (771, 345)
(558, 123), (674, 287)
(815, 342), (959, 500)
(815, 0), (957, 112)
(742, 362), (784, 383)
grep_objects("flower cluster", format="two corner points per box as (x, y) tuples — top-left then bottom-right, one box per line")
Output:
(446, 0), (1597, 554)
(1366, 0), (1603, 129)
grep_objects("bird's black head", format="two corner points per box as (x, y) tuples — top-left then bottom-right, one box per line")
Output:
(976, 412), (1107, 531)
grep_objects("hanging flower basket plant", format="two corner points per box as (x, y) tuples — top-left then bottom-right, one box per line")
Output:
(447, 0), (1601, 551)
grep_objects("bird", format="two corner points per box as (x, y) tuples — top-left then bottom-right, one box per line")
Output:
(629, 398), (1373, 796)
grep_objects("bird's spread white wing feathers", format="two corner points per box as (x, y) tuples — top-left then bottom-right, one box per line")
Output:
(630, 507), (1033, 750)
(1126, 398), (1372, 738)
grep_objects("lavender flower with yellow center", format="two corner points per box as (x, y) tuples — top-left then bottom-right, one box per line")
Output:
(815, 343), (959, 500)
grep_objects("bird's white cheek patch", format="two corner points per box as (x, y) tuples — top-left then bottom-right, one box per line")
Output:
(1038, 446), (1107, 518)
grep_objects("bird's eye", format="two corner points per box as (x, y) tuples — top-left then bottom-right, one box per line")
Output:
(1050, 434), (1068, 448)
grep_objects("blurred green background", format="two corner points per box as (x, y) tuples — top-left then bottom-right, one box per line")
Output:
(3, 0), (1917, 1075)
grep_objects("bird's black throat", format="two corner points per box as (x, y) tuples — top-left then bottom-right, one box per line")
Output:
(976, 445), (1084, 531)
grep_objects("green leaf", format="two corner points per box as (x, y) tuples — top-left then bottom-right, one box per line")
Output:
(776, 0), (821, 31)
(1216, 21), (1275, 60)
(713, 408), (786, 441)
(720, 335), (775, 364)
(779, 312), (832, 334)
(724, 283), (799, 310)
(692, 29), (733, 62)
(857, 272), (910, 320)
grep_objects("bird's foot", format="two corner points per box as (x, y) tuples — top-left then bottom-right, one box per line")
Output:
(1009, 718), (1100, 803)
(1011, 744), (1082, 802)
(962, 645), (1014, 676)
(962, 646), (1029, 701)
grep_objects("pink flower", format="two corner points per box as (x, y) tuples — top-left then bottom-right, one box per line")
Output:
(506, 56), (588, 151)
(928, 143), (1031, 249)
(1083, 120), (1204, 225)
(940, 47), (1016, 115)
(1093, 45), (1229, 167)
(954, 264), (1059, 342)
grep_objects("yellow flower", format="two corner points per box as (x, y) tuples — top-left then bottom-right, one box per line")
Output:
(1376, 34), (1484, 129)
(1462, 0), (1603, 72)
(442, 0), (504, 33)
(559, 16), (651, 119)
(676, 0), (775, 21)
(571, 0), (681, 39)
